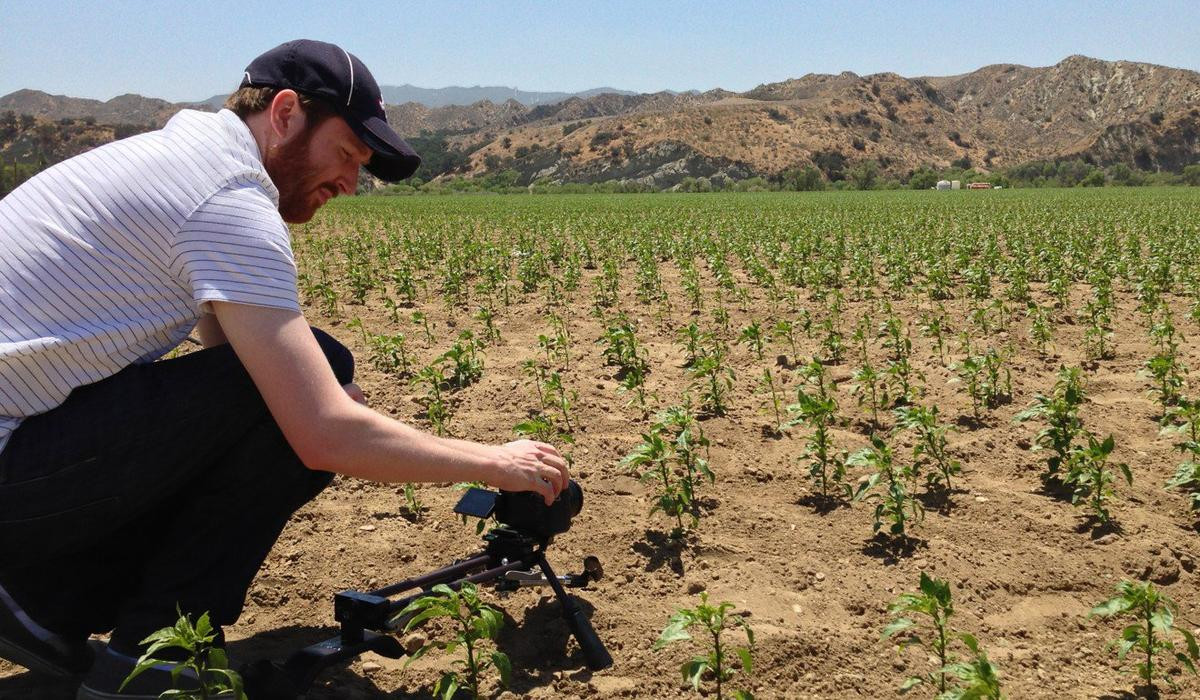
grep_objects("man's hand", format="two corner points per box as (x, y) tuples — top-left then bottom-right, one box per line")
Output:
(489, 439), (570, 505)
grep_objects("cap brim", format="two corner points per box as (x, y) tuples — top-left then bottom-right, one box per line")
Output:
(346, 114), (421, 182)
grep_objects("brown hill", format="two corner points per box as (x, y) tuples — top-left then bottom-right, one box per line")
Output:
(0, 89), (198, 127)
(3, 56), (1198, 188)
(445, 55), (1199, 187)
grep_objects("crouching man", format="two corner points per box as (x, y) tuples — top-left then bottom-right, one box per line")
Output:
(0, 39), (568, 698)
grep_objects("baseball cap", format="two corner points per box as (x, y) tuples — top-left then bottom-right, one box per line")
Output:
(240, 39), (421, 181)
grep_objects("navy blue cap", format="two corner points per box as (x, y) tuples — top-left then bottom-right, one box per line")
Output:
(240, 40), (421, 181)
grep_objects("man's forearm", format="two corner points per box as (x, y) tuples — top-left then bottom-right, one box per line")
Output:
(435, 435), (501, 461)
(312, 404), (497, 484)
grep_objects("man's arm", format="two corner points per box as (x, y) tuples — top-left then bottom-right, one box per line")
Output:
(210, 300), (569, 504)
(195, 312), (228, 348)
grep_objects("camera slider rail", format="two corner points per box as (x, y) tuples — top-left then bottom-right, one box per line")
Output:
(242, 527), (613, 699)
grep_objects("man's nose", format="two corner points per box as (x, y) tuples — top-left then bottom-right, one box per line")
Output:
(338, 166), (358, 195)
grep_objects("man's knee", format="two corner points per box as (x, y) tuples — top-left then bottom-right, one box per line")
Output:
(311, 328), (354, 385)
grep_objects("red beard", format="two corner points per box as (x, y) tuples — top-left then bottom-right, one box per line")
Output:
(263, 127), (333, 224)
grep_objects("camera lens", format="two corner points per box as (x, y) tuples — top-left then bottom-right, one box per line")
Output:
(562, 480), (583, 517)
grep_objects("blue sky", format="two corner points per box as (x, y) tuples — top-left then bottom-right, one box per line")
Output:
(1, 1), (1197, 102)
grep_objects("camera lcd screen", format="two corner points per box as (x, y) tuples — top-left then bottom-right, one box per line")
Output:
(453, 488), (498, 519)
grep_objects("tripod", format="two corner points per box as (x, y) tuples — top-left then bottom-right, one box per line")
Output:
(242, 525), (611, 698)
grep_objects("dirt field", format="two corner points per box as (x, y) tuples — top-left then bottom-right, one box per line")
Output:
(4, 191), (1200, 699)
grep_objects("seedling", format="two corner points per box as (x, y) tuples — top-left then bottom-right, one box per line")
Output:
(894, 404), (961, 491)
(1064, 433), (1132, 524)
(851, 361), (889, 430)
(882, 573), (955, 694)
(754, 367), (784, 432)
(1162, 397), (1200, 510)
(883, 573), (1003, 699)
(678, 322), (709, 368)
(850, 434), (923, 538)
(413, 364), (451, 436)
(473, 306), (501, 343)
(440, 331), (484, 388)
(1028, 303), (1053, 355)
(738, 320), (766, 362)
(621, 405), (714, 537)
(411, 310), (435, 343)
(771, 319), (800, 363)
(654, 592), (755, 700)
(122, 608), (247, 700)
(397, 582), (511, 700)
(367, 332), (411, 377)
(786, 374), (848, 501)
(401, 483), (424, 519)
(1090, 580), (1199, 696)
(691, 345), (735, 417)
(1014, 366), (1086, 485)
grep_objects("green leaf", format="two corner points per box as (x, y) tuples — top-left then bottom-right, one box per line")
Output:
(882, 618), (916, 639)
(654, 619), (693, 650)
(492, 650), (512, 687)
(435, 672), (460, 700)
(1181, 627), (1200, 661)
(682, 658), (709, 691)
(1090, 596), (1131, 617)
(1175, 651), (1197, 675)
(736, 646), (754, 674)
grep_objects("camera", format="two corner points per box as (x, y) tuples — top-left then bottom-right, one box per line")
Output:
(454, 479), (583, 542)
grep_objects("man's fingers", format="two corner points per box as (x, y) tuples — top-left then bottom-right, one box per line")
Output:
(533, 472), (556, 505)
(534, 441), (562, 457)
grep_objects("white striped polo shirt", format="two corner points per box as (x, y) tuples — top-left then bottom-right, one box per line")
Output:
(0, 108), (301, 455)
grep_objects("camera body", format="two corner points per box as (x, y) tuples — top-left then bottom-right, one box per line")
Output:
(455, 479), (583, 542)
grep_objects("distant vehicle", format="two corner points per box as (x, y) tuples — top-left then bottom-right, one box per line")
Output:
(967, 182), (992, 189)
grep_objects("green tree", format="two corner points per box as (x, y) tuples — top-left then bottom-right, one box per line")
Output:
(848, 160), (879, 190)
(908, 167), (939, 190)
(781, 165), (824, 191)
(1183, 164), (1200, 186)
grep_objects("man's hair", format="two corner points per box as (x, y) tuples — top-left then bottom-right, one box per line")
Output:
(223, 86), (338, 124)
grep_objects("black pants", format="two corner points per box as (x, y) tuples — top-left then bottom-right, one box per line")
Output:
(0, 328), (350, 655)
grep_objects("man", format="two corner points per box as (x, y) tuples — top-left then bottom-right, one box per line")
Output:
(0, 40), (568, 698)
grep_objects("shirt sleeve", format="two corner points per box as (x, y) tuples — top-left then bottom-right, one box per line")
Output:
(171, 180), (301, 314)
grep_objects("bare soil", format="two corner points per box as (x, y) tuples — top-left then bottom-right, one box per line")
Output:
(5, 245), (1200, 700)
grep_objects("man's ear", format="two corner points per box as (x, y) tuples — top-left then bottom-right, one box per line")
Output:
(267, 89), (308, 145)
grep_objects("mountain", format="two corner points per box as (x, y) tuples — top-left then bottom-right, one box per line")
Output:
(3, 56), (1198, 189)
(0, 89), (187, 126)
(436, 55), (1200, 187)
(378, 84), (639, 108)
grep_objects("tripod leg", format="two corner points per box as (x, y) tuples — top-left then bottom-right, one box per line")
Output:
(538, 558), (613, 671)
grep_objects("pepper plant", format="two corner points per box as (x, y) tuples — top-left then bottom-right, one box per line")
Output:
(1090, 580), (1199, 696)
(883, 573), (1002, 699)
(894, 404), (961, 491)
(121, 608), (247, 700)
(396, 582), (511, 700)
(786, 362), (848, 501)
(1064, 432), (1132, 524)
(1014, 366), (1086, 486)
(654, 592), (755, 700)
(850, 433), (923, 538)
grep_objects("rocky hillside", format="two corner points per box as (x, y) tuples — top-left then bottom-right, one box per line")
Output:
(0, 89), (192, 127)
(3, 56), (1198, 188)
(437, 56), (1199, 187)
